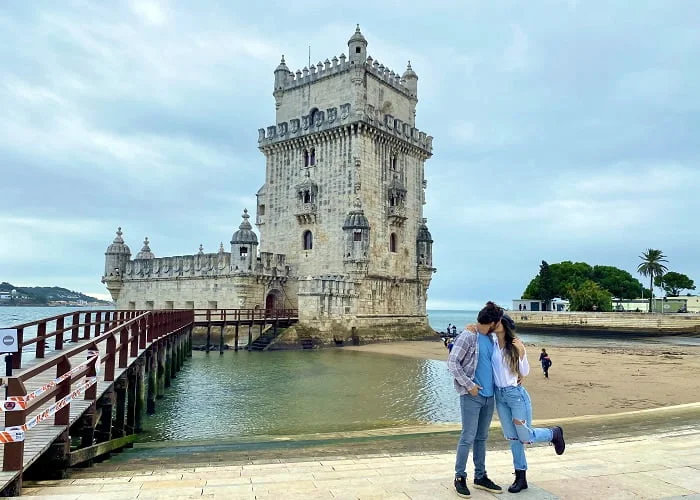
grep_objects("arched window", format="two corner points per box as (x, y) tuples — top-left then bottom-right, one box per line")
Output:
(353, 229), (362, 242)
(390, 155), (397, 171)
(303, 190), (311, 203)
(303, 149), (309, 167)
(390, 233), (397, 253)
(310, 148), (316, 166)
(239, 247), (248, 258)
(303, 230), (313, 250)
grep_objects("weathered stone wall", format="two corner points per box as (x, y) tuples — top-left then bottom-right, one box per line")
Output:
(114, 275), (298, 311)
(514, 311), (700, 334)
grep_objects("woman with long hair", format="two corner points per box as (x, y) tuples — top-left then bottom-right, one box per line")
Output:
(491, 312), (565, 493)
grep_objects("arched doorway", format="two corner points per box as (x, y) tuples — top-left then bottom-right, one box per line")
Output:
(265, 290), (282, 312)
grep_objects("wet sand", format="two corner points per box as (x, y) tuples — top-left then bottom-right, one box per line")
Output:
(342, 340), (700, 419)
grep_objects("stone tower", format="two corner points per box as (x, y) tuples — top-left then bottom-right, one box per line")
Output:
(257, 26), (436, 337)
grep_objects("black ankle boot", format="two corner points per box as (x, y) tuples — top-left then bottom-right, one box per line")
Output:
(508, 469), (528, 493)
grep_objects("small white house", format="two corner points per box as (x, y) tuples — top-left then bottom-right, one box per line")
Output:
(512, 298), (569, 312)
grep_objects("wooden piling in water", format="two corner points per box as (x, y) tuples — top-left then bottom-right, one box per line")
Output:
(147, 350), (157, 414)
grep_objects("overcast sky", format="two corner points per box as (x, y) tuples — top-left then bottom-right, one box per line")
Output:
(2, 1), (699, 310)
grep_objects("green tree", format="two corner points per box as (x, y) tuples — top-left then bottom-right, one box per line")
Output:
(538, 261), (555, 308)
(567, 280), (613, 312)
(654, 271), (695, 296)
(590, 265), (644, 299)
(637, 249), (668, 312)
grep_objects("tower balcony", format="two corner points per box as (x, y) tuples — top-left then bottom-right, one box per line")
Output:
(295, 202), (317, 224)
(387, 205), (407, 226)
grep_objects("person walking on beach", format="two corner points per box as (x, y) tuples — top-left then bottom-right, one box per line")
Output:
(447, 301), (504, 497)
(539, 348), (552, 379)
(491, 314), (565, 493)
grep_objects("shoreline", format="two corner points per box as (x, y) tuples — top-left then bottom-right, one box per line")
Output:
(341, 339), (700, 420)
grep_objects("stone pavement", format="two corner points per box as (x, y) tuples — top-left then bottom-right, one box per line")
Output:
(18, 424), (700, 499)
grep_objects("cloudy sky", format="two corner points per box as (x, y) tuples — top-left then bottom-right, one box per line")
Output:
(2, 1), (699, 310)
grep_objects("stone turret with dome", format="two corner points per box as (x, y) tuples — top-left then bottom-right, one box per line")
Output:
(104, 227), (131, 277)
(230, 209), (258, 272)
(135, 237), (155, 260)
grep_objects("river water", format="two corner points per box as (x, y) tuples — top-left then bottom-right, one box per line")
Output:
(1, 306), (698, 442)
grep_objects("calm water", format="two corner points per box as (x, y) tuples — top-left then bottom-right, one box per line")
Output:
(2, 306), (698, 442)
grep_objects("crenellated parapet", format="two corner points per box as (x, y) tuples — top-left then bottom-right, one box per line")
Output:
(258, 103), (433, 154)
(364, 105), (433, 153)
(121, 250), (290, 280)
(258, 103), (353, 146)
(277, 54), (413, 98)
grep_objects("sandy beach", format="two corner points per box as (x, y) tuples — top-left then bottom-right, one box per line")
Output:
(343, 340), (700, 419)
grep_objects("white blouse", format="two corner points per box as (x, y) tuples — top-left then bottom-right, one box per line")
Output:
(491, 336), (530, 388)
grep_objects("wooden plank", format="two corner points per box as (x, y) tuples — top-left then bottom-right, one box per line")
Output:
(69, 434), (138, 466)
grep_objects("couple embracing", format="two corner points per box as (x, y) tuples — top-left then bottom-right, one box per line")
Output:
(447, 301), (565, 497)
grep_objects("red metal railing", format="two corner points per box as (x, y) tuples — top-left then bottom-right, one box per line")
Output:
(4, 310), (144, 370)
(1, 310), (193, 471)
(193, 309), (298, 323)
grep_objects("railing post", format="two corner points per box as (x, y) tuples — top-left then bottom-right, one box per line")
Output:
(83, 312), (92, 340)
(85, 349), (98, 401)
(130, 321), (139, 358)
(55, 317), (64, 351)
(119, 327), (128, 368)
(105, 334), (116, 382)
(71, 313), (80, 342)
(3, 378), (27, 472)
(95, 311), (102, 336)
(12, 327), (24, 370)
(55, 356), (71, 426)
(140, 315), (148, 349)
(36, 321), (46, 359)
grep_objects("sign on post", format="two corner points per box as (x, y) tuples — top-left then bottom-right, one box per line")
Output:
(0, 329), (18, 353)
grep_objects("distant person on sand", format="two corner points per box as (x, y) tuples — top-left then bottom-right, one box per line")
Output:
(447, 301), (504, 497)
(489, 314), (565, 493)
(539, 349), (552, 379)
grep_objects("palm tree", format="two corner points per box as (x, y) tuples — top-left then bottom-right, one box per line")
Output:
(637, 249), (668, 313)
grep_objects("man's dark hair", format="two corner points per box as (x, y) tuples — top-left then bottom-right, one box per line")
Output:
(477, 301), (504, 325)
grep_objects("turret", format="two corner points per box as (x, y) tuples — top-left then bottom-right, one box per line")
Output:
(347, 25), (367, 65)
(343, 199), (371, 264)
(274, 55), (289, 91)
(416, 218), (433, 267)
(273, 55), (290, 110)
(402, 61), (418, 99)
(230, 209), (258, 271)
(135, 237), (155, 260)
(104, 227), (131, 278)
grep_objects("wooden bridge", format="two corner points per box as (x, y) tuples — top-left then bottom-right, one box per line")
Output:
(0, 308), (298, 496)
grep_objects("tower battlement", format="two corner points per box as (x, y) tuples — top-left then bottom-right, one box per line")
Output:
(257, 104), (433, 153)
(275, 54), (413, 98)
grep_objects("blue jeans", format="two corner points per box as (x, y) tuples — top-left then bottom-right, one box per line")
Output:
(455, 393), (494, 479)
(495, 386), (553, 471)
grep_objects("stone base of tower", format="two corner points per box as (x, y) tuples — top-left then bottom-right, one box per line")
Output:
(271, 315), (435, 349)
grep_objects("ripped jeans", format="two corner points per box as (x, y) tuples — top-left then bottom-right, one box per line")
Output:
(495, 385), (553, 471)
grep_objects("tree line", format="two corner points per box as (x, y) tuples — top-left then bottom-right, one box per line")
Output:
(522, 249), (695, 312)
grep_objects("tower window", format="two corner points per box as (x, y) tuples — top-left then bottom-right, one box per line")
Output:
(390, 155), (397, 171)
(240, 247), (248, 258)
(355, 47), (361, 53)
(303, 190), (311, 203)
(303, 230), (313, 250)
(353, 230), (362, 242)
(310, 148), (316, 166)
(303, 149), (309, 167)
(258, 204), (265, 215)
(390, 233), (397, 253)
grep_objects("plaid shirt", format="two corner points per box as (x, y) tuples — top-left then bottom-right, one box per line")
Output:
(446, 329), (480, 395)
